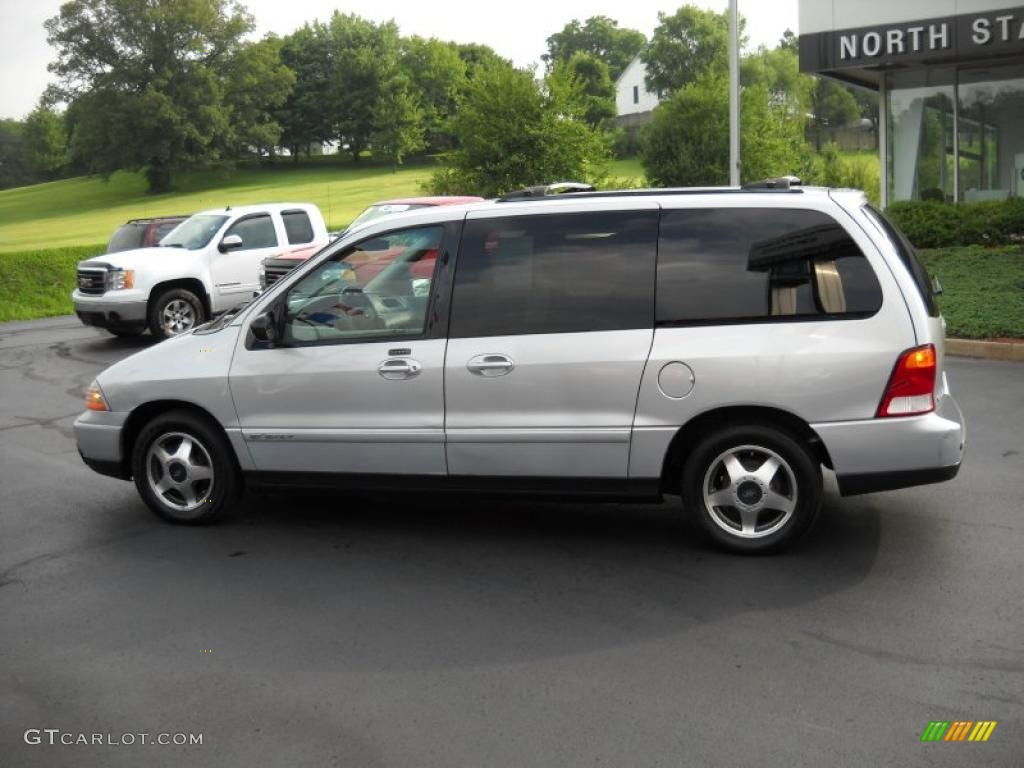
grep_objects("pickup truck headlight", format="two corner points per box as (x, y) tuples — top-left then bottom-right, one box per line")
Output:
(108, 269), (134, 290)
(258, 263), (267, 289)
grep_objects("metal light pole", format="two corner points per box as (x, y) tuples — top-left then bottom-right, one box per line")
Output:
(728, 0), (740, 186)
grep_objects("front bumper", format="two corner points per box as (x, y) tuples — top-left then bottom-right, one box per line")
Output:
(72, 290), (148, 329)
(813, 384), (965, 497)
(74, 409), (131, 480)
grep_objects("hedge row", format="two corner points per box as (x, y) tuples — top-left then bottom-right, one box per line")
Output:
(886, 198), (1024, 249)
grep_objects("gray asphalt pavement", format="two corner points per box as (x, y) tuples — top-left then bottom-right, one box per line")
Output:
(1, 316), (1022, 767)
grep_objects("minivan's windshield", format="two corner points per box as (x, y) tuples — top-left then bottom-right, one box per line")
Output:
(161, 215), (229, 250)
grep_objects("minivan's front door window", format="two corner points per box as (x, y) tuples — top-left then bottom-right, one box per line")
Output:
(283, 225), (444, 344)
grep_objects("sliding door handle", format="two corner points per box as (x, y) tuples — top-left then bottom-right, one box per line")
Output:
(467, 354), (514, 377)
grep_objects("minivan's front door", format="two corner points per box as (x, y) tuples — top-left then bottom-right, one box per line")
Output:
(229, 223), (455, 476)
(444, 204), (659, 478)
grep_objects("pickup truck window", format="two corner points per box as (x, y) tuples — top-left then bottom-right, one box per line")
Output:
(162, 215), (229, 250)
(225, 214), (277, 250)
(282, 210), (315, 245)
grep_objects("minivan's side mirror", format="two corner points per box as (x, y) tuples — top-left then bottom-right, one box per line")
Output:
(219, 234), (243, 253)
(249, 311), (279, 344)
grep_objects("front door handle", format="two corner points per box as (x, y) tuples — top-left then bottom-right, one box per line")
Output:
(378, 358), (422, 380)
(467, 354), (514, 377)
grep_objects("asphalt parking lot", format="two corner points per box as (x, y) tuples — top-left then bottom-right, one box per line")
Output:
(1, 316), (1022, 767)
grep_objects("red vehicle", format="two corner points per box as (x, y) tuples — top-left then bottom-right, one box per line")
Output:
(259, 196), (482, 288)
(105, 215), (189, 253)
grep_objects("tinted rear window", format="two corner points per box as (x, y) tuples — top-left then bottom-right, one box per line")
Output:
(863, 205), (939, 317)
(106, 223), (146, 253)
(282, 210), (315, 244)
(450, 211), (658, 337)
(657, 208), (883, 325)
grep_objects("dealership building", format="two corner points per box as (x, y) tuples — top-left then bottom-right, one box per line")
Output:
(800, 1), (1024, 205)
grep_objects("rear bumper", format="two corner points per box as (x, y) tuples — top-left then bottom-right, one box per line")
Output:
(835, 463), (960, 496)
(813, 386), (965, 497)
(72, 292), (148, 329)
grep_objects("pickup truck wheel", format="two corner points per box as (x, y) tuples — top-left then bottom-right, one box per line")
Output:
(106, 328), (145, 338)
(131, 410), (240, 524)
(148, 288), (205, 340)
(682, 423), (822, 555)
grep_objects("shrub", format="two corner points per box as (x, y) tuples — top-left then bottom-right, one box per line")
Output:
(425, 62), (609, 197)
(805, 144), (880, 206)
(641, 73), (811, 187)
(887, 198), (1024, 249)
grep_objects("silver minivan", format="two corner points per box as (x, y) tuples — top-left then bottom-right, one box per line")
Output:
(74, 183), (965, 553)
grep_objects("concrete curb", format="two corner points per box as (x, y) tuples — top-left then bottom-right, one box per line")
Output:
(947, 338), (1024, 362)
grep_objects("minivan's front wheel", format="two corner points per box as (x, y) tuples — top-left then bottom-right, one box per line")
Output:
(131, 410), (240, 524)
(148, 288), (205, 340)
(682, 424), (822, 554)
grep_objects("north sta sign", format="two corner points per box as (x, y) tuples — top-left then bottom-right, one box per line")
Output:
(799, 7), (1024, 72)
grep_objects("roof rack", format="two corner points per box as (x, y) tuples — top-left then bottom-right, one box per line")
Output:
(495, 178), (807, 203)
(742, 176), (802, 190)
(498, 182), (597, 201)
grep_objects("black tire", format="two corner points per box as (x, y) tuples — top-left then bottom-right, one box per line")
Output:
(131, 409), (240, 525)
(106, 327), (145, 338)
(681, 423), (822, 554)
(148, 288), (206, 340)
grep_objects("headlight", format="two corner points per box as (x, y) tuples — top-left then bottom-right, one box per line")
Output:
(108, 269), (134, 290)
(85, 381), (110, 411)
(258, 263), (266, 288)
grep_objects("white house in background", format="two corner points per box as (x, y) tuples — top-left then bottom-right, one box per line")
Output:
(615, 55), (661, 117)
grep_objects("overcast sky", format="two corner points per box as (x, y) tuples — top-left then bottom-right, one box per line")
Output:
(0, 0), (798, 120)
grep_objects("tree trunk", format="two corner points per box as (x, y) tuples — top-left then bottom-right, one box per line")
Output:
(145, 163), (172, 194)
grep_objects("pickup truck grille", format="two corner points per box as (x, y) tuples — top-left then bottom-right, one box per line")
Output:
(77, 268), (107, 295)
(263, 262), (298, 287)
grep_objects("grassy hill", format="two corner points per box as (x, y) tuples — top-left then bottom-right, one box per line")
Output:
(0, 159), (433, 253)
(0, 157), (646, 253)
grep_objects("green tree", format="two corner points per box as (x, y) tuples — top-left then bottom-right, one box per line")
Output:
(224, 35), (295, 158)
(372, 73), (425, 169)
(0, 119), (35, 190)
(643, 5), (742, 95)
(808, 78), (860, 149)
(22, 102), (68, 179)
(454, 43), (511, 80)
(277, 24), (337, 160)
(326, 13), (406, 162)
(429, 62), (609, 197)
(741, 45), (812, 116)
(543, 15), (646, 80)
(548, 52), (617, 127)
(641, 72), (809, 186)
(45, 0), (292, 192)
(400, 37), (466, 152)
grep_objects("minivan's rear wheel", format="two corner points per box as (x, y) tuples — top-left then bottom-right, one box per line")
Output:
(682, 424), (822, 554)
(131, 410), (239, 524)
(148, 288), (205, 340)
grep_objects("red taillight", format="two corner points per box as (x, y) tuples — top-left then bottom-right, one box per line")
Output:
(877, 344), (936, 417)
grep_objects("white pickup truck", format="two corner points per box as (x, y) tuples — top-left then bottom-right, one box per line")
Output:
(72, 203), (329, 340)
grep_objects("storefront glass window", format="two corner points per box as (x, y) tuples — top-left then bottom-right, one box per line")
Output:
(958, 63), (1024, 202)
(887, 69), (956, 202)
